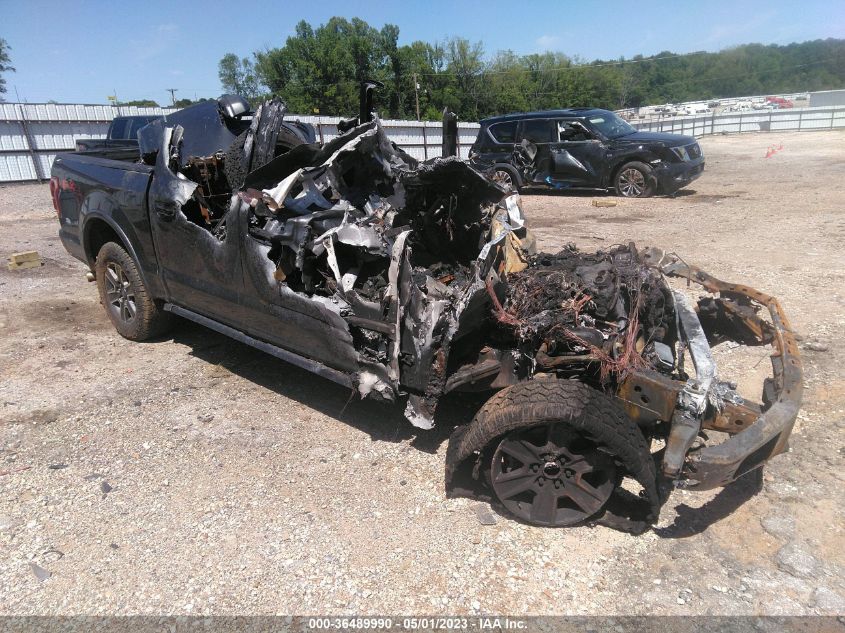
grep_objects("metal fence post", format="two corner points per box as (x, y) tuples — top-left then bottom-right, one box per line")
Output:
(18, 105), (45, 182)
(832, 109), (835, 129)
(422, 124), (428, 160)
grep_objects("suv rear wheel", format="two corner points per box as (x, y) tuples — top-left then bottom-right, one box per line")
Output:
(615, 161), (656, 198)
(95, 242), (173, 341)
(491, 165), (520, 193)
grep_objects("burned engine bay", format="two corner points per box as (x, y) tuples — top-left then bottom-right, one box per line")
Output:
(155, 99), (801, 529)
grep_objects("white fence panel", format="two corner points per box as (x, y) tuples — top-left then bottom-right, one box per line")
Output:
(1, 101), (841, 182)
(0, 121), (28, 150)
(0, 153), (38, 181)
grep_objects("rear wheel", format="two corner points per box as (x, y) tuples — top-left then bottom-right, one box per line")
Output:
(615, 161), (655, 198)
(491, 165), (520, 193)
(95, 242), (173, 341)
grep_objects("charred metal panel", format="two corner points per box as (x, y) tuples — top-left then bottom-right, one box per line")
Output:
(140, 100), (248, 168)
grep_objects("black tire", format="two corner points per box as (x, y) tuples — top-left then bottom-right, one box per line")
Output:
(95, 242), (173, 341)
(457, 380), (658, 528)
(614, 161), (656, 198)
(491, 164), (521, 193)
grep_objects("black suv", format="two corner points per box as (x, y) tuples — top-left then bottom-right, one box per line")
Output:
(469, 108), (704, 197)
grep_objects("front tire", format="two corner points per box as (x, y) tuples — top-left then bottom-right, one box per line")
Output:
(614, 161), (656, 198)
(462, 380), (658, 528)
(95, 242), (173, 341)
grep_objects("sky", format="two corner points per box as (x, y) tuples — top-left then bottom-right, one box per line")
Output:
(1, 0), (843, 105)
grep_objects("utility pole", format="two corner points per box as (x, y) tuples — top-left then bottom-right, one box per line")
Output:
(413, 73), (420, 121)
(166, 88), (178, 106)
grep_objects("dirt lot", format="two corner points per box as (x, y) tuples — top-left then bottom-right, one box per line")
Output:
(1, 130), (844, 616)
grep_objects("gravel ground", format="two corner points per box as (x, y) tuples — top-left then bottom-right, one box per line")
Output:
(0, 130), (843, 616)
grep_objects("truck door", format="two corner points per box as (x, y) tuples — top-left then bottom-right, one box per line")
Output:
(147, 127), (250, 326)
(547, 119), (607, 187)
(234, 206), (362, 373)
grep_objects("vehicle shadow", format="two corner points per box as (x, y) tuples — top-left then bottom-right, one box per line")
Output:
(653, 468), (764, 538)
(165, 319), (485, 455)
(667, 188), (697, 197)
(521, 188), (610, 197)
(520, 187), (697, 198)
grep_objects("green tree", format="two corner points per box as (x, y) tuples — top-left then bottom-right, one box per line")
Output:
(244, 19), (845, 118)
(255, 17), (396, 116)
(0, 38), (15, 100)
(173, 97), (211, 108)
(218, 53), (261, 101)
(444, 37), (486, 120)
(119, 99), (160, 107)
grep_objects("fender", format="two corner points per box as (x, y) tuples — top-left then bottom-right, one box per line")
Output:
(605, 152), (661, 188)
(80, 189), (165, 299)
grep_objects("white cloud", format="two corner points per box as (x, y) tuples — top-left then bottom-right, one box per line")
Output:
(700, 10), (777, 47)
(535, 35), (562, 51)
(130, 23), (180, 62)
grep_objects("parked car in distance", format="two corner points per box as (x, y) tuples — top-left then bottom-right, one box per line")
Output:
(74, 115), (161, 152)
(766, 96), (794, 109)
(469, 108), (704, 197)
(729, 101), (755, 112)
(683, 103), (710, 115)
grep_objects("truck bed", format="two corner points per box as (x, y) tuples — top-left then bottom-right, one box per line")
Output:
(69, 146), (145, 163)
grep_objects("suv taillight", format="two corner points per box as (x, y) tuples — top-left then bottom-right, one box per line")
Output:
(49, 177), (61, 216)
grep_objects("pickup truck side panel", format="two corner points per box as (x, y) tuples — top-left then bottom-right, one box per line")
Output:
(146, 140), (249, 326)
(53, 153), (164, 298)
(238, 227), (362, 372)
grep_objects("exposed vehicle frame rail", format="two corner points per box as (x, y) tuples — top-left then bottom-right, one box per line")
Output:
(661, 259), (803, 489)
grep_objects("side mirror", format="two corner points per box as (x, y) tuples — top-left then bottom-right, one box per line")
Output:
(218, 94), (251, 120)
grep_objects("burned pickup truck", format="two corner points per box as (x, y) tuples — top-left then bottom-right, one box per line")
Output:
(51, 94), (801, 532)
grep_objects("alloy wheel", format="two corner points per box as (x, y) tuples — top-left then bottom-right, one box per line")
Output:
(492, 169), (515, 191)
(617, 168), (645, 197)
(490, 423), (617, 526)
(104, 262), (137, 323)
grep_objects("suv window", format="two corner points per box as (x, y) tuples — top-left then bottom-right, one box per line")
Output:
(488, 121), (517, 144)
(110, 118), (130, 140)
(557, 120), (591, 142)
(520, 119), (553, 143)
